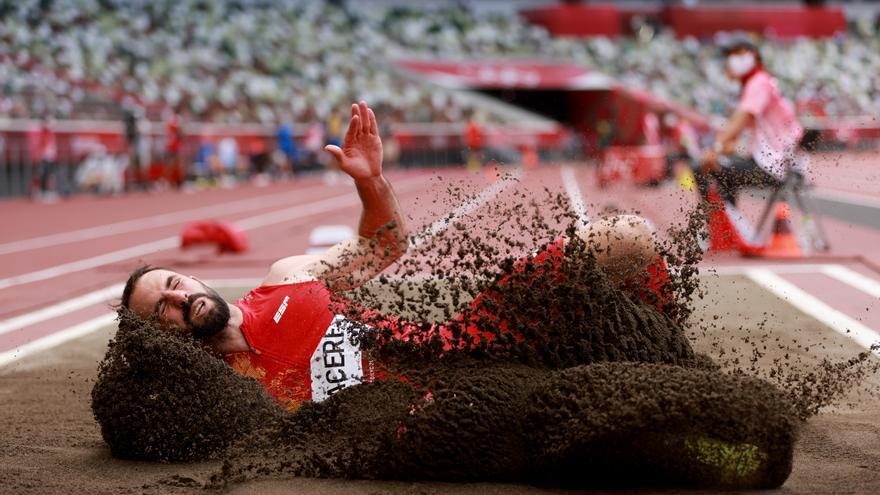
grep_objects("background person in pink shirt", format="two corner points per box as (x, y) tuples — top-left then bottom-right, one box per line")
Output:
(697, 35), (807, 206)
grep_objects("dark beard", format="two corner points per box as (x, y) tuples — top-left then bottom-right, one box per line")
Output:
(182, 285), (230, 340)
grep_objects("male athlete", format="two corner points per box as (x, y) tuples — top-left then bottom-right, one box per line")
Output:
(121, 101), (668, 410)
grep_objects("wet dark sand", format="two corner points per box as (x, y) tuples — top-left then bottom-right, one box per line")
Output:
(1, 279), (878, 494)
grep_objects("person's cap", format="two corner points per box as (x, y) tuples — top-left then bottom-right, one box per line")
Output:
(718, 33), (759, 55)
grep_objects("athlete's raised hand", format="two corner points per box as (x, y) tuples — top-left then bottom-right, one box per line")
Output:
(325, 101), (383, 181)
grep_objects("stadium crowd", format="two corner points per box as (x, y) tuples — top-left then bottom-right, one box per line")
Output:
(3, 1), (879, 124)
(2, 0), (879, 198)
(0, 0), (487, 124)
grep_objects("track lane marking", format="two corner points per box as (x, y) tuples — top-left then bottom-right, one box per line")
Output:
(0, 176), (428, 291)
(560, 165), (590, 229)
(710, 263), (840, 275)
(409, 169), (523, 248)
(745, 268), (880, 355)
(0, 185), (334, 256)
(0, 283), (123, 336)
(820, 265), (880, 299)
(0, 171), (519, 362)
(0, 313), (117, 370)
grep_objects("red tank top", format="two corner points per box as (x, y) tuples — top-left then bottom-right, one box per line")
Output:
(224, 281), (375, 410)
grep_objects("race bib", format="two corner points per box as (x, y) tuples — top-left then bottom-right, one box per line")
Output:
(309, 315), (368, 402)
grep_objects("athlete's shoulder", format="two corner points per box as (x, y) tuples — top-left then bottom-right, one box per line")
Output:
(262, 255), (323, 286)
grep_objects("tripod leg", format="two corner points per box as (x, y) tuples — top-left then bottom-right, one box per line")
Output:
(753, 180), (787, 245)
(791, 187), (831, 252)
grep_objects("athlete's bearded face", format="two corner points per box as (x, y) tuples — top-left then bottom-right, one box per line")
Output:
(128, 269), (231, 339)
(181, 285), (230, 339)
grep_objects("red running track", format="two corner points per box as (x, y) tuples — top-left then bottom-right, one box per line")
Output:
(1, 162), (879, 364)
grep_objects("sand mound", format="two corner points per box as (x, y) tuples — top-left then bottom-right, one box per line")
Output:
(91, 310), (283, 462)
(92, 311), (798, 490)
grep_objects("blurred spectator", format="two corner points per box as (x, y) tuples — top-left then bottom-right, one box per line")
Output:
(193, 141), (217, 181)
(697, 36), (805, 206)
(380, 121), (400, 169)
(247, 138), (272, 185)
(325, 108), (344, 148)
(34, 117), (59, 200)
(218, 136), (243, 182)
(123, 107), (144, 189)
(276, 120), (298, 174)
(165, 112), (183, 186)
(464, 112), (484, 171)
(76, 147), (126, 195)
(300, 122), (326, 173)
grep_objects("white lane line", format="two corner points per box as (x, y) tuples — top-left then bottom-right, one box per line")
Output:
(820, 265), (880, 299)
(709, 263), (834, 276)
(0, 186), (324, 256)
(745, 268), (880, 355)
(0, 283), (123, 336)
(560, 165), (590, 229)
(0, 312), (117, 369)
(0, 176), (427, 291)
(0, 238), (179, 291)
(409, 169), (523, 248)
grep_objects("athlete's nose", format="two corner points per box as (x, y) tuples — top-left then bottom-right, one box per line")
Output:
(163, 290), (189, 305)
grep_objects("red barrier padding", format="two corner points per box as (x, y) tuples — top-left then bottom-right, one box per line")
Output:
(180, 221), (249, 254)
(521, 4), (621, 38)
(519, 4), (845, 39)
(663, 5), (846, 39)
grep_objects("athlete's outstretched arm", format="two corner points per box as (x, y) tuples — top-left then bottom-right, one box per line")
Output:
(263, 102), (408, 290)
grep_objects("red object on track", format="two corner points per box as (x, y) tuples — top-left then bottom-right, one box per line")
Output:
(180, 220), (249, 254)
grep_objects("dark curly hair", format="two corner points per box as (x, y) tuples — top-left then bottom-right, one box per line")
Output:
(118, 265), (163, 310)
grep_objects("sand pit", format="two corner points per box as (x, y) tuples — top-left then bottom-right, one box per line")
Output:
(1, 276), (879, 494)
(6, 193), (880, 494)
(87, 226), (802, 490)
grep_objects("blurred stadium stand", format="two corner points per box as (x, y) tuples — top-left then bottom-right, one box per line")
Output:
(1, 0), (879, 197)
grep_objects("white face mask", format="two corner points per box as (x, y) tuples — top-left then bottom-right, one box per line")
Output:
(727, 52), (756, 78)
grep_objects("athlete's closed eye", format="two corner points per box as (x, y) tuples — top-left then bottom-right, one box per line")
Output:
(153, 276), (179, 317)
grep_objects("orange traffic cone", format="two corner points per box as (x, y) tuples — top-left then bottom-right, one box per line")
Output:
(741, 203), (803, 258)
(706, 189), (744, 251)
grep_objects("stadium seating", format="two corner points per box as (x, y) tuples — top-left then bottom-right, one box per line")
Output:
(2, 1), (878, 124)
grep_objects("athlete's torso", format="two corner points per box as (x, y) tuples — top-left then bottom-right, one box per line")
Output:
(224, 281), (374, 410)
